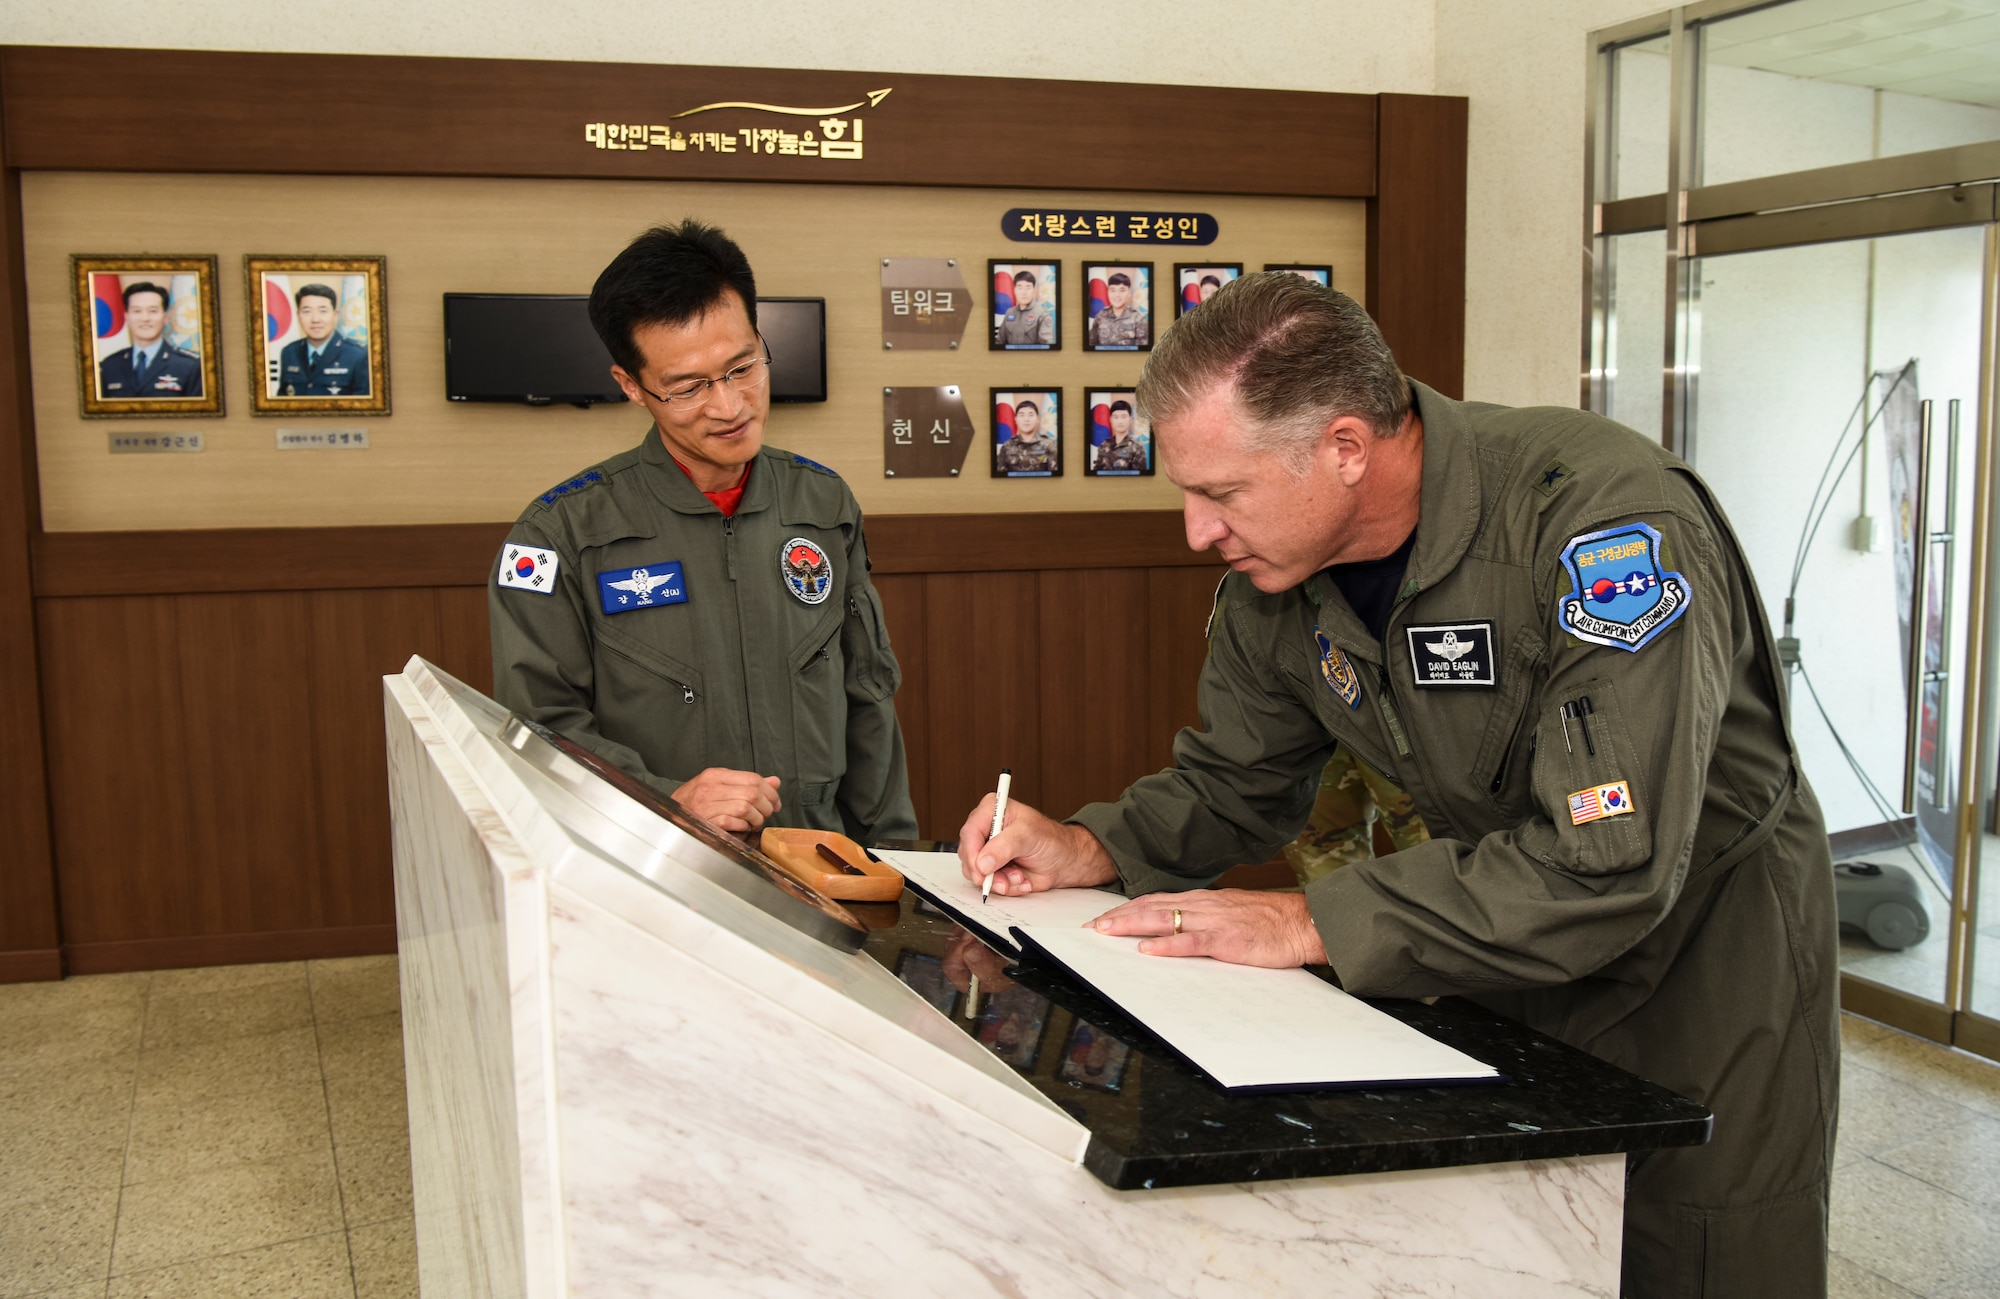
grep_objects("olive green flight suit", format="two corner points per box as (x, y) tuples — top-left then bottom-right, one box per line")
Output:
(1072, 381), (1839, 1298)
(489, 429), (919, 842)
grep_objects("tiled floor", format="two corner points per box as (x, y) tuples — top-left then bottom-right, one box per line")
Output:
(0, 956), (414, 1299)
(3, 962), (1998, 1297)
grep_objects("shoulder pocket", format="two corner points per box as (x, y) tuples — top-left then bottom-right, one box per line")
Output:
(842, 584), (901, 702)
(1528, 677), (1651, 876)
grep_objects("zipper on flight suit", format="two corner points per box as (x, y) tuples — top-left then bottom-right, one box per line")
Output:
(1375, 665), (1413, 758)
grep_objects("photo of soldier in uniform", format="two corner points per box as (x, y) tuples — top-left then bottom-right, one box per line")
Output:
(989, 261), (1059, 351)
(1058, 1020), (1132, 1093)
(972, 983), (1051, 1073)
(244, 255), (390, 414)
(1085, 388), (1153, 477)
(1082, 263), (1152, 353)
(71, 256), (224, 417)
(991, 388), (1062, 478)
(1175, 263), (1242, 317)
(1265, 263), (1332, 286)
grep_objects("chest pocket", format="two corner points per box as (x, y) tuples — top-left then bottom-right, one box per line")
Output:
(1470, 629), (1548, 820)
(789, 603), (847, 784)
(596, 618), (704, 704)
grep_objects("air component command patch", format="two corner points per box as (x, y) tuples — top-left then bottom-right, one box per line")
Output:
(1568, 780), (1633, 825)
(781, 537), (834, 605)
(497, 543), (559, 595)
(1558, 521), (1690, 652)
(597, 561), (686, 614)
(1313, 627), (1363, 709)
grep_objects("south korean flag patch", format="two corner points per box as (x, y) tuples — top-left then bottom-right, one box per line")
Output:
(497, 543), (560, 595)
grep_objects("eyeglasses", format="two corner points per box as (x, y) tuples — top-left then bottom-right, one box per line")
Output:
(635, 337), (773, 410)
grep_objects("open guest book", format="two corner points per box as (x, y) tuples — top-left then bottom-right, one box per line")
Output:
(874, 850), (1501, 1093)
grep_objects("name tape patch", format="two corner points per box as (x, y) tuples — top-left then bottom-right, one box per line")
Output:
(1557, 520), (1691, 653)
(497, 544), (560, 595)
(1405, 621), (1496, 687)
(1568, 781), (1633, 826)
(1314, 627), (1362, 709)
(597, 561), (687, 614)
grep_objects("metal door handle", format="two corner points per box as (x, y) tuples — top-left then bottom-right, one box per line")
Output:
(1905, 399), (1934, 814)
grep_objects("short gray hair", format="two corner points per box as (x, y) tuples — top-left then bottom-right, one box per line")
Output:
(1135, 272), (1411, 468)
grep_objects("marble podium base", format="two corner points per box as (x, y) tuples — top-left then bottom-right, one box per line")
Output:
(385, 659), (1623, 1297)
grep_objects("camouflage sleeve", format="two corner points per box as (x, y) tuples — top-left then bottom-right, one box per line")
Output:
(488, 515), (683, 796)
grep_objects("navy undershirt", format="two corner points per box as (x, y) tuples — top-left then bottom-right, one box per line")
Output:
(1325, 529), (1416, 643)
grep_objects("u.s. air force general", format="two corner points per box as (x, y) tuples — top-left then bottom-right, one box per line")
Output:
(490, 220), (916, 841)
(958, 272), (1836, 1299)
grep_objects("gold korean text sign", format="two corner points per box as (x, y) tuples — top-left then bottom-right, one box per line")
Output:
(70, 255), (224, 418)
(883, 386), (973, 479)
(583, 88), (892, 163)
(881, 258), (970, 351)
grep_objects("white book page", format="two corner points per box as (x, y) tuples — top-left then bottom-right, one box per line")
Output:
(1019, 926), (1499, 1091)
(873, 849), (1124, 951)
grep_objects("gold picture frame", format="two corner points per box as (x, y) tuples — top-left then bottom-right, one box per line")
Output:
(244, 255), (390, 415)
(70, 255), (224, 418)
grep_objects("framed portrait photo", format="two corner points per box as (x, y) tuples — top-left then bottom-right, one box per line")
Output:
(989, 260), (1059, 351)
(1084, 387), (1153, 477)
(71, 256), (223, 418)
(1082, 262), (1152, 353)
(991, 388), (1062, 478)
(1058, 1020), (1133, 1093)
(1175, 263), (1242, 317)
(245, 255), (390, 415)
(893, 950), (959, 1017)
(973, 984), (1052, 1073)
(1265, 263), (1333, 286)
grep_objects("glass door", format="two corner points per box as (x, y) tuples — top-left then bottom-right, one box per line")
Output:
(1688, 224), (1993, 1023)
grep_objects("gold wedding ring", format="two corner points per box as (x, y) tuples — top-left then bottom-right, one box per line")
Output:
(1172, 908), (1183, 935)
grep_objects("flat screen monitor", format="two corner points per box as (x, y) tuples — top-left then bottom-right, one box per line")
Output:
(758, 297), (827, 403)
(443, 292), (828, 407)
(444, 294), (625, 407)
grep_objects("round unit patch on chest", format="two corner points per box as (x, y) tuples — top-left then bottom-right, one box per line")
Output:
(781, 536), (834, 605)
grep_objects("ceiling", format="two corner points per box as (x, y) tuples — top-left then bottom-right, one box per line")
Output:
(1702, 0), (2000, 109)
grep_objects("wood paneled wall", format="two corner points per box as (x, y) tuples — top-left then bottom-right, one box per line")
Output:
(30, 515), (1221, 973)
(0, 46), (1465, 977)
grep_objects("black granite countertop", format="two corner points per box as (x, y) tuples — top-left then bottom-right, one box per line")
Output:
(855, 866), (1711, 1191)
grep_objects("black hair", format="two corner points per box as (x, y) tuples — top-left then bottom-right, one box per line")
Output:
(121, 281), (169, 309)
(1106, 272), (1131, 287)
(1015, 398), (1041, 414)
(1109, 400), (1132, 414)
(1012, 270), (1038, 286)
(294, 283), (338, 309)
(589, 219), (758, 378)
(1200, 275), (1222, 288)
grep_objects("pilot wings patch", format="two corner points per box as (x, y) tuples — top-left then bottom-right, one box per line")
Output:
(596, 561), (687, 614)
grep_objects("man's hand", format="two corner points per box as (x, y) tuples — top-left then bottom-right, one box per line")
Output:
(1089, 889), (1328, 969)
(940, 930), (1015, 994)
(673, 768), (782, 833)
(956, 796), (1119, 896)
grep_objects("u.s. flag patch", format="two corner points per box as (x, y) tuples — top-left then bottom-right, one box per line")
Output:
(1568, 780), (1633, 826)
(496, 543), (560, 595)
